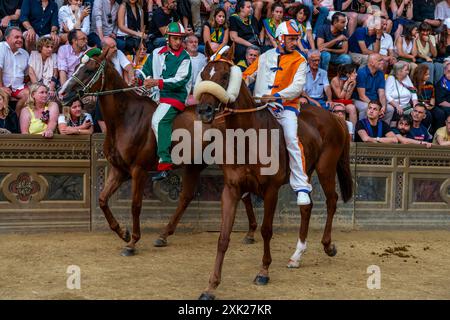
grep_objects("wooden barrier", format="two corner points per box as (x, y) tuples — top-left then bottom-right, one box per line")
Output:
(0, 134), (448, 232)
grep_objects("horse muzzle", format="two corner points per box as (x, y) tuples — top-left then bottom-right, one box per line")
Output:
(196, 104), (215, 124)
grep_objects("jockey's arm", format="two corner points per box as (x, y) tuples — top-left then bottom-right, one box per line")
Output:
(157, 59), (192, 91)
(272, 61), (307, 101)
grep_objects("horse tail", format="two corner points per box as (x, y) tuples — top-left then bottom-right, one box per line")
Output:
(336, 125), (353, 203)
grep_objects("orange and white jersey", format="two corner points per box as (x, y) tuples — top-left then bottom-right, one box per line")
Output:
(243, 47), (307, 110)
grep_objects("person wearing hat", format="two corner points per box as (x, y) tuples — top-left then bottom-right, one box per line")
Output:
(243, 20), (312, 206)
(142, 21), (192, 181)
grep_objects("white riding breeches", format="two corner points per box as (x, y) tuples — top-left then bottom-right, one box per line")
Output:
(275, 109), (312, 193)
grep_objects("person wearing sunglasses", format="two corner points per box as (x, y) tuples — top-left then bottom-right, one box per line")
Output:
(89, 0), (120, 48)
(331, 103), (354, 141)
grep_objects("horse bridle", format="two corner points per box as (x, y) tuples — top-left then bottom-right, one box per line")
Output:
(71, 58), (106, 99)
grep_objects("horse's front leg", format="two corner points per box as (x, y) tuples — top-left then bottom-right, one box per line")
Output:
(254, 187), (278, 285)
(199, 183), (240, 300)
(121, 166), (148, 256)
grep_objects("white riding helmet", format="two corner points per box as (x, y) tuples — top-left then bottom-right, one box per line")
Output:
(275, 20), (301, 43)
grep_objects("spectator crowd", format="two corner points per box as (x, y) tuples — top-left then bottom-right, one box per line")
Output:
(0, 0), (449, 146)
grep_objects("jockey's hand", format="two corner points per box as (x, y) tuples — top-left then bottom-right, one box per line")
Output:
(299, 97), (308, 105)
(144, 78), (160, 88)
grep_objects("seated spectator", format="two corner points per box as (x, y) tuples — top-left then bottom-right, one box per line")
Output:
(147, 0), (180, 51)
(58, 0), (90, 43)
(354, 53), (393, 124)
(415, 22), (444, 84)
(190, 0), (215, 37)
(20, 0), (60, 51)
(437, 18), (450, 62)
(127, 41), (150, 71)
(28, 36), (58, 98)
(330, 63), (358, 126)
(385, 61), (418, 124)
(0, 27), (30, 117)
(395, 23), (418, 76)
(229, 0), (261, 63)
(102, 36), (135, 86)
(259, 2), (284, 52)
(348, 15), (383, 67)
(58, 98), (93, 135)
(407, 103), (433, 142)
(184, 35), (206, 90)
(0, 0), (22, 31)
(316, 12), (352, 71)
(300, 50), (333, 110)
(413, 0), (442, 32)
(117, 0), (147, 54)
(19, 83), (58, 137)
(0, 88), (19, 133)
(392, 113), (432, 147)
(378, 16), (396, 73)
(434, 0), (450, 22)
(331, 102), (355, 140)
(412, 63), (446, 134)
(202, 8), (229, 53)
(341, 0), (376, 36)
(253, 0), (275, 21)
(57, 29), (88, 85)
(293, 4), (315, 56)
(435, 62), (450, 116)
(355, 99), (398, 143)
(390, 0), (415, 40)
(237, 45), (260, 72)
(89, 0), (120, 49)
(292, 0), (329, 36)
(433, 114), (450, 146)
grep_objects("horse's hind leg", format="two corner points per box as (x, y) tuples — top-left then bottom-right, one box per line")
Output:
(122, 166), (148, 256)
(154, 164), (205, 247)
(99, 166), (130, 243)
(287, 201), (313, 268)
(316, 158), (339, 257)
(242, 193), (257, 244)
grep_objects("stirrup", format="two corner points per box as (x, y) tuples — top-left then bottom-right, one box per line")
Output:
(152, 170), (170, 182)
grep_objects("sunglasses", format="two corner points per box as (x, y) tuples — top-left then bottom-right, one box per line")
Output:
(332, 109), (346, 114)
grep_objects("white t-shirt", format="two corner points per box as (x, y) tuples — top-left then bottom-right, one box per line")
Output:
(379, 32), (394, 56)
(58, 112), (93, 125)
(435, 1), (450, 20)
(111, 50), (132, 76)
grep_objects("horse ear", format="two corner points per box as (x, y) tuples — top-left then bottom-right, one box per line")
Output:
(224, 42), (235, 62)
(204, 41), (214, 58)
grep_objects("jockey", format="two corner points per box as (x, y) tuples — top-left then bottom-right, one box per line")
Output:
(142, 22), (193, 181)
(243, 20), (312, 205)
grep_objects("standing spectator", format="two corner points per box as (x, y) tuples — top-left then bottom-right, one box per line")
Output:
(117, 0), (146, 54)
(237, 45), (260, 72)
(354, 53), (393, 124)
(348, 16), (383, 67)
(412, 63), (446, 134)
(58, 0), (91, 44)
(330, 63), (358, 126)
(407, 103), (433, 143)
(28, 36), (58, 98)
(0, 88), (19, 134)
(416, 22), (444, 84)
(395, 23), (418, 76)
(19, 83), (58, 137)
(300, 50), (333, 110)
(433, 114), (450, 146)
(435, 62), (450, 117)
(0, 27), (30, 117)
(148, 0), (180, 51)
(57, 29), (88, 86)
(413, 0), (442, 32)
(229, 0), (261, 63)
(20, 0), (60, 51)
(89, 0), (120, 49)
(355, 99), (398, 143)
(293, 4), (315, 56)
(385, 61), (418, 121)
(390, 0), (414, 40)
(259, 2), (284, 52)
(316, 12), (352, 71)
(202, 7), (229, 53)
(58, 98), (93, 135)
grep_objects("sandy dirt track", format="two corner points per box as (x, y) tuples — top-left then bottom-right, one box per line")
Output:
(0, 230), (449, 300)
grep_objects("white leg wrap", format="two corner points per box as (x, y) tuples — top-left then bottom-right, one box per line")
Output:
(287, 239), (307, 268)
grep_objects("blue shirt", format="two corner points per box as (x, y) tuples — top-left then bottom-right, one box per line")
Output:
(20, 0), (59, 36)
(354, 66), (385, 101)
(348, 27), (376, 54)
(304, 67), (329, 99)
(407, 125), (432, 142)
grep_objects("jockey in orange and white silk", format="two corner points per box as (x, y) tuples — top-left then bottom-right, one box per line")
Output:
(243, 20), (312, 206)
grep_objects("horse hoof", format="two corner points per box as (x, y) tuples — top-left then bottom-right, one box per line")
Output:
(153, 238), (168, 247)
(123, 229), (131, 243)
(121, 247), (135, 257)
(287, 259), (300, 268)
(198, 292), (215, 300)
(254, 275), (269, 286)
(242, 236), (255, 244)
(326, 244), (337, 257)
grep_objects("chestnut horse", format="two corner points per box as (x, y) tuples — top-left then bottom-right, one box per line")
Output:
(58, 47), (258, 256)
(194, 43), (353, 299)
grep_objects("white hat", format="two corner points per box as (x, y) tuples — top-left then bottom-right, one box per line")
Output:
(445, 18), (450, 29)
